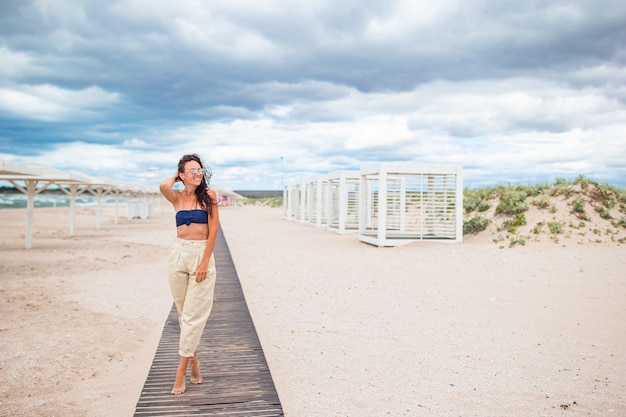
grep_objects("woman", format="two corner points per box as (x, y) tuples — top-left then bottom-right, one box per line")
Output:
(159, 154), (219, 395)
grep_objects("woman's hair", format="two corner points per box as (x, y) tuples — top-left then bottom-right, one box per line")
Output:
(177, 154), (215, 216)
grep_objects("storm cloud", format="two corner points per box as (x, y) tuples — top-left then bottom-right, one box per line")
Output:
(1, 0), (625, 189)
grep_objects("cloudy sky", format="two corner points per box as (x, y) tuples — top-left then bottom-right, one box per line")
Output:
(1, 0), (625, 190)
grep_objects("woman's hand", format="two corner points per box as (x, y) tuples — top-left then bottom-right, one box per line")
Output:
(160, 173), (182, 204)
(195, 259), (209, 283)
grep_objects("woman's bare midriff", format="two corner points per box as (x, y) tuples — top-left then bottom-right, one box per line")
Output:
(176, 223), (209, 240)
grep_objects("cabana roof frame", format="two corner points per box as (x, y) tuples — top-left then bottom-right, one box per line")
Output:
(0, 160), (158, 248)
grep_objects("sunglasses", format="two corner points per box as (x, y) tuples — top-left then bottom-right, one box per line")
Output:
(188, 168), (208, 175)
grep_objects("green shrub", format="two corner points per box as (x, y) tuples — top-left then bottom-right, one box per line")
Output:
(574, 174), (592, 188)
(477, 201), (491, 212)
(464, 187), (495, 214)
(528, 183), (550, 196)
(509, 235), (526, 247)
(502, 213), (527, 233)
(596, 183), (617, 208)
(531, 195), (550, 209)
(495, 189), (529, 216)
(464, 193), (482, 214)
(548, 221), (565, 234)
(572, 196), (585, 213)
(551, 184), (574, 197)
(595, 206), (611, 219)
(464, 216), (489, 234)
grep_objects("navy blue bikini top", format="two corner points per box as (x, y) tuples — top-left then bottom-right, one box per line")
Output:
(175, 209), (208, 227)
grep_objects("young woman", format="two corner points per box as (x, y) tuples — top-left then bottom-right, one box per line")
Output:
(159, 154), (219, 395)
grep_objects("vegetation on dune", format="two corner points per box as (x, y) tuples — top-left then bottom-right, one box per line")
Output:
(464, 175), (626, 246)
(242, 196), (283, 208)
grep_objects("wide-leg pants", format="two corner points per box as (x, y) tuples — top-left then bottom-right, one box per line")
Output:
(168, 238), (217, 357)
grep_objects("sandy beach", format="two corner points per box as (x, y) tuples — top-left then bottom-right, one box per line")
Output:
(1, 203), (624, 416)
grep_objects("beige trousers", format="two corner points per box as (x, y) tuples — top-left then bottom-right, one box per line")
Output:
(168, 238), (217, 357)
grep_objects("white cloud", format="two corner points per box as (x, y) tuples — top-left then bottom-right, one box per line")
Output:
(0, 84), (120, 121)
(364, 0), (458, 41)
(1, 0), (625, 189)
(0, 46), (34, 78)
(123, 138), (147, 147)
(344, 115), (411, 149)
(0, 88), (65, 121)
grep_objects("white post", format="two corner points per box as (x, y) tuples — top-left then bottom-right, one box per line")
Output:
(428, 175), (435, 236)
(95, 187), (103, 229)
(378, 167), (387, 246)
(69, 184), (78, 235)
(358, 173), (366, 236)
(59, 183), (81, 236)
(315, 176), (323, 227)
(10, 179), (51, 249)
(25, 180), (37, 249)
(339, 173), (347, 233)
(114, 189), (120, 224)
(400, 176), (406, 232)
(299, 180), (306, 222)
(455, 168), (464, 242)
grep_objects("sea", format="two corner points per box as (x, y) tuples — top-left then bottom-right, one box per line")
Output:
(0, 193), (121, 209)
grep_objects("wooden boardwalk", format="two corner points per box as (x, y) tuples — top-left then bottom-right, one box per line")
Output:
(134, 228), (284, 416)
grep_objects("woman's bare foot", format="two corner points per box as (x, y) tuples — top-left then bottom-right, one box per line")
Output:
(190, 357), (202, 384)
(171, 356), (189, 394)
(171, 379), (186, 395)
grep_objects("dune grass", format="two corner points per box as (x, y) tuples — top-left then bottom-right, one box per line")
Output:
(464, 175), (626, 245)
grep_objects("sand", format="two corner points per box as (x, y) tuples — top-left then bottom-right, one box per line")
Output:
(0, 205), (174, 417)
(0, 204), (624, 417)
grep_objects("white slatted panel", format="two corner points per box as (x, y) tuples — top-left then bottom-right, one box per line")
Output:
(359, 164), (463, 246)
(327, 171), (360, 234)
(345, 179), (359, 230)
(304, 176), (327, 227)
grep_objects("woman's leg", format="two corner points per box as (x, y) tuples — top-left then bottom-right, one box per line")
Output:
(190, 351), (202, 384)
(169, 243), (215, 393)
(169, 241), (192, 395)
(178, 254), (216, 357)
(172, 356), (190, 395)
(172, 351), (200, 393)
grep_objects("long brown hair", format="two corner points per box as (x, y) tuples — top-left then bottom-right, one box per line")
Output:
(177, 154), (215, 216)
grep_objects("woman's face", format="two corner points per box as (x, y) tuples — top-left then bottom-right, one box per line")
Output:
(180, 160), (204, 187)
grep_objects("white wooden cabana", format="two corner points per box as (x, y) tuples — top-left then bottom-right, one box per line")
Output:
(359, 162), (463, 247)
(65, 171), (120, 229)
(109, 181), (138, 221)
(303, 175), (327, 227)
(0, 160), (44, 176)
(326, 170), (360, 234)
(0, 162), (84, 248)
(121, 182), (155, 220)
(282, 181), (292, 219)
(283, 179), (302, 221)
(1, 160), (157, 248)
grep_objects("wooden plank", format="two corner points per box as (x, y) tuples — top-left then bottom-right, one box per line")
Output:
(134, 226), (284, 417)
